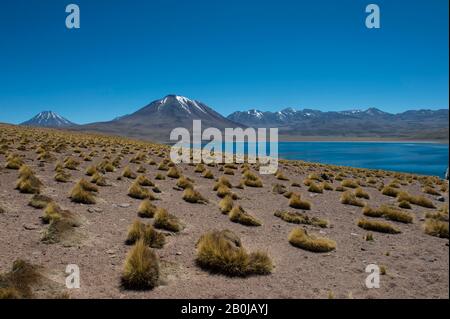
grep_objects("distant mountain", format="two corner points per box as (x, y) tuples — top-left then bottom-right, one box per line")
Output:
(79, 95), (241, 142)
(21, 111), (77, 128)
(227, 107), (449, 140)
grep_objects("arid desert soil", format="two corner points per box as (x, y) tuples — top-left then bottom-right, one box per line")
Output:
(0, 124), (448, 299)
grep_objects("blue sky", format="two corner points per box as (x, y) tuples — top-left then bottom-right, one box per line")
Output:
(0, 0), (448, 124)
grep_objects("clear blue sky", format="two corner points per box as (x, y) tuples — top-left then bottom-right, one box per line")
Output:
(0, 0), (448, 124)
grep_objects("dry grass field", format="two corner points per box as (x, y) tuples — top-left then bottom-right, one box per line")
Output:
(0, 123), (448, 299)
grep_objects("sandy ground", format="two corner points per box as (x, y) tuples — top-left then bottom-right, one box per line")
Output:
(0, 132), (448, 299)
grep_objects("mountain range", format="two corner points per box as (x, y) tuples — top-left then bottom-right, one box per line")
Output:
(227, 107), (449, 140)
(19, 96), (449, 142)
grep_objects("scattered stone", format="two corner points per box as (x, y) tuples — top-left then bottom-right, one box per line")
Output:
(106, 249), (116, 255)
(176, 252), (182, 256)
(118, 203), (131, 208)
(350, 233), (359, 236)
(437, 196), (445, 202)
(23, 223), (39, 230)
(87, 207), (103, 213)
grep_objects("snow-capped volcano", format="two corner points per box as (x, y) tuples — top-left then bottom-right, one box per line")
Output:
(79, 95), (242, 142)
(21, 111), (77, 128)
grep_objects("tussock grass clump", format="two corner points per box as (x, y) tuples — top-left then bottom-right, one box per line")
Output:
(363, 205), (413, 223)
(399, 200), (412, 209)
(5, 155), (23, 169)
(357, 218), (401, 234)
(202, 169), (214, 179)
(128, 181), (152, 200)
(28, 194), (53, 209)
(137, 175), (154, 187)
(85, 165), (97, 176)
(223, 168), (235, 175)
(194, 163), (205, 173)
(288, 228), (336, 252)
(41, 212), (81, 244)
(54, 169), (71, 182)
(216, 185), (238, 199)
(176, 176), (193, 190)
(213, 176), (232, 190)
(167, 166), (180, 178)
(125, 220), (165, 248)
(91, 172), (108, 186)
(341, 179), (359, 188)
(355, 187), (370, 199)
(219, 195), (234, 214)
(121, 239), (160, 290)
(424, 219), (449, 238)
(0, 260), (41, 299)
(41, 202), (62, 224)
(308, 182), (323, 194)
(153, 208), (182, 232)
(381, 186), (400, 197)
(16, 170), (42, 194)
(275, 170), (289, 181)
(274, 210), (328, 228)
(137, 199), (157, 218)
(63, 158), (80, 170)
(229, 206), (261, 226)
(288, 193), (312, 210)
(78, 178), (98, 193)
(195, 230), (272, 276)
(182, 188), (208, 204)
(335, 186), (345, 192)
(340, 191), (365, 207)
(122, 166), (137, 179)
(69, 183), (96, 204)
(422, 186), (441, 196)
(157, 162), (169, 171)
(155, 173), (166, 180)
(272, 183), (287, 194)
(397, 191), (436, 208)
(242, 171), (263, 188)
(321, 182), (334, 191)
(425, 207), (449, 222)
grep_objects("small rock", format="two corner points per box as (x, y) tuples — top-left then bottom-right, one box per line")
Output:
(350, 233), (359, 236)
(176, 252), (182, 256)
(106, 249), (116, 255)
(118, 203), (131, 208)
(319, 230), (326, 235)
(437, 196), (445, 202)
(88, 207), (103, 213)
(419, 217), (426, 222)
(23, 224), (38, 230)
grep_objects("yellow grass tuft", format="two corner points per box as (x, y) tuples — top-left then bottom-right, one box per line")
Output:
(423, 219), (449, 238)
(219, 195), (234, 214)
(153, 208), (183, 232)
(229, 206), (262, 226)
(137, 199), (157, 218)
(357, 218), (401, 234)
(125, 220), (165, 248)
(121, 239), (160, 290)
(288, 227), (336, 252)
(182, 187), (208, 204)
(28, 194), (53, 209)
(340, 191), (365, 207)
(195, 230), (272, 276)
(288, 193), (312, 210)
(274, 210), (328, 228)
